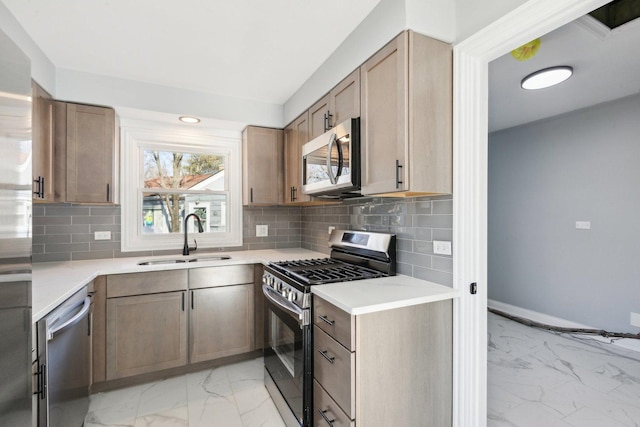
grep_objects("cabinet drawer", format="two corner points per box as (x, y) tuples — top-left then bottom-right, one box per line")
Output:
(313, 325), (355, 418)
(107, 270), (187, 298)
(313, 297), (353, 350)
(188, 264), (254, 289)
(313, 380), (354, 427)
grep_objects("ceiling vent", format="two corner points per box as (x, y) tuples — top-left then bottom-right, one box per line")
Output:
(589, 0), (640, 29)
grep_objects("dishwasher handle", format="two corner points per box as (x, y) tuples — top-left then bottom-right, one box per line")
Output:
(47, 297), (91, 341)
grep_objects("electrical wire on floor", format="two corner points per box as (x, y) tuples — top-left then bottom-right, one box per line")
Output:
(488, 307), (640, 340)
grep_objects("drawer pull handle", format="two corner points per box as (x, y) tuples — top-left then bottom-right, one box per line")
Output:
(318, 315), (335, 326)
(318, 409), (335, 426)
(318, 350), (335, 364)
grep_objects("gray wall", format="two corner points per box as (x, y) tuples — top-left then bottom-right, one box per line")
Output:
(33, 205), (301, 262)
(488, 93), (640, 333)
(301, 196), (453, 286)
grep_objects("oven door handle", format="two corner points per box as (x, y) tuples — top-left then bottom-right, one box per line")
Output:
(262, 285), (309, 326)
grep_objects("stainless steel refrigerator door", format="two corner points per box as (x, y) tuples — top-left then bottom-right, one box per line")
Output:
(0, 29), (32, 426)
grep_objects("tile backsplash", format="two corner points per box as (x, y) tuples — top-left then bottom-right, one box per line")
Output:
(301, 196), (453, 286)
(32, 204), (302, 263)
(33, 196), (452, 286)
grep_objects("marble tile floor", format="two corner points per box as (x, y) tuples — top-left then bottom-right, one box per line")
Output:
(488, 311), (640, 427)
(85, 357), (286, 427)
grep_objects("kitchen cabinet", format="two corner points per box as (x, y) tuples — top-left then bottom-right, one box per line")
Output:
(242, 126), (283, 206)
(308, 69), (360, 140)
(283, 112), (311, 204)
(31, 81), (55, 202)
(104, 270), (188, 380)
(360, 30), (452, 196)
(189, 265), (255, 363)
(312, 296), (452, 426)
(54, 102), (119, 204)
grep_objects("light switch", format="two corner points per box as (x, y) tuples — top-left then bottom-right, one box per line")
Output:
(256, 225), (268, 237)
(433, 240), (452, 255)
(575, 221), (591, 230)
(94, 231), (111, 240)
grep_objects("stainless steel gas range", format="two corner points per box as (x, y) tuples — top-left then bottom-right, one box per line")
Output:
(262, 230), (396, 427)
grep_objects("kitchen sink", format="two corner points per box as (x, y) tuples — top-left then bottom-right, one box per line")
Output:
(186, 255), (232, 262)
(137, 259), (188, 266)
(137, 255), (231, 266)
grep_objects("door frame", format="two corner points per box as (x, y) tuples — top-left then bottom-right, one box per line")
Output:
(452, 0), (610, 425)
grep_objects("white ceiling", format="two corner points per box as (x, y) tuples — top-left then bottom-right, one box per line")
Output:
(489, 15), (640, 132)
(2, 0), (381, 105)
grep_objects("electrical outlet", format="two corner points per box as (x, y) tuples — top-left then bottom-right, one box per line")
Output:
(256, 225), (268, 237)
(575, 221), (591, 230)
(631, 312), (640, 328)
(433, 240), (452, 255)
(94, 231), (111, 240)
(328, 226), (335, 234)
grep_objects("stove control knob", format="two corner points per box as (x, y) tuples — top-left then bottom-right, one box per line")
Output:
(262, 275), (268, 285)
(281, 288), (289, 298)
(288, 292), (297, 303)
(274, 280), (281, 291)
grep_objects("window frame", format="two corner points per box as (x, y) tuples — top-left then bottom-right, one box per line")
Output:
(120, 120), (242, 252)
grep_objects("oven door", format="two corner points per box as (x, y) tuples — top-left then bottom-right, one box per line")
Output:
(302, 117), (360, 197)
(263, 285), (311, 427)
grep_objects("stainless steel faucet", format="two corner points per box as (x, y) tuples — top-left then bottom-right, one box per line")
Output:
(183, 213), (204, 256)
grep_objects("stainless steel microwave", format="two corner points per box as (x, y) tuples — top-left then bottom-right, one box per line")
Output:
(302, 117), (361, 198)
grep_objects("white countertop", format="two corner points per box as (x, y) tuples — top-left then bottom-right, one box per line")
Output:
(311, 275), (458, 315)
(33, 248), (458, 322)
(32, 248), (324, 322)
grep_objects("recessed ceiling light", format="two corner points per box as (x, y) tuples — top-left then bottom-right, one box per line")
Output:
(179, 115), (201, 123)
(521, 66), (573, 90)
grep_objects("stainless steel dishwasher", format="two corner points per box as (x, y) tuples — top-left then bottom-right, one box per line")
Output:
(35, 287), (91, 427)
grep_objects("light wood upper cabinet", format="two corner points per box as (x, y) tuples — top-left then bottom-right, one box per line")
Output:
(31, 81), (55, 202)
(55, 102), (119, 204)
(242, 126), (283, 206)
(360, 31), (452, 197)
(309, 95), (330, 140)
(308, 69), (361, 140)
(329, 69), (360, 128)
(283, 112), (311, 204)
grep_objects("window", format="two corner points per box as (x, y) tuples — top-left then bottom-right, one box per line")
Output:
(121, 120), (242, 252)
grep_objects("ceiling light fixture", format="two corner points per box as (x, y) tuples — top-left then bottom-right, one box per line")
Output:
(179, 115), (201, 124)
(521, 66), (573, 90)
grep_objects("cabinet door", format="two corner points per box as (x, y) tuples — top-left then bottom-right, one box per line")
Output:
(360, 32), (408, 195)
(189, 284), (254, 363)
(330, 69), (360, 127)
(66, 103), (116, 203)
(242, 126), (283, 205)
(31, 81), (54, 202)
(283, 112), (311, 204)
(309, 94), (330, 140)
(106, 292), (187, 380)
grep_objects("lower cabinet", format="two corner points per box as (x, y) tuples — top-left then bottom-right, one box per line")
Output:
(97, 265), (257, 384)
(106, 291), (188, 380)
(313, 296), (453, 426)
(190, 284), (254, 363)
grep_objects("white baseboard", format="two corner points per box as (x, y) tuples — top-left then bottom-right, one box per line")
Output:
(488, 299), (640, 353)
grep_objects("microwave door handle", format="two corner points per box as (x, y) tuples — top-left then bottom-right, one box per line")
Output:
(336, 136), (344, 179)
(326, 133), (337, 184)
